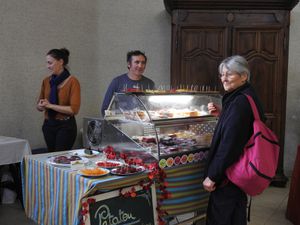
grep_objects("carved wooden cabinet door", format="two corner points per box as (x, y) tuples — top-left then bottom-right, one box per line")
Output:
(231, 11), (289, 180)
(170, 11), (228, 91)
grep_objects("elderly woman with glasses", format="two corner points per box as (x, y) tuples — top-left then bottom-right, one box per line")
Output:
(203, 55), (265, 225)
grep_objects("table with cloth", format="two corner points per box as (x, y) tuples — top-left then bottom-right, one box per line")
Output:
(0, 136), (31, 204)
(0, 136), (31, 165)
(22, 149), (209, 225)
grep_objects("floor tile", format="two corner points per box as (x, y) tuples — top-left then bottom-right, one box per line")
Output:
(0, 202), (36, 225)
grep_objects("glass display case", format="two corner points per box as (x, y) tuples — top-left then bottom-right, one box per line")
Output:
(102, 92), (221, 168)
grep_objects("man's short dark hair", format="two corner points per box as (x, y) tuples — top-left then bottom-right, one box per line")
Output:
(126, 50), (147, 63)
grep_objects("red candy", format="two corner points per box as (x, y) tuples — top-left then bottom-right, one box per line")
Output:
(96, 161), (122, 168)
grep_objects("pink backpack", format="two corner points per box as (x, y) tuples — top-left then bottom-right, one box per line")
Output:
(225, 94), (280, 196)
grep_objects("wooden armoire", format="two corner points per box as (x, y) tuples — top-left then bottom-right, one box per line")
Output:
(164, 0), (299, 187)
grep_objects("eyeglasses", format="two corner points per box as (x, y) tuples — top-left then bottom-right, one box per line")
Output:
(218, 72), (239, 79)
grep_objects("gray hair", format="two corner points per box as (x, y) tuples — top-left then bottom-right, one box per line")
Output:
(218, 55), (251, 81)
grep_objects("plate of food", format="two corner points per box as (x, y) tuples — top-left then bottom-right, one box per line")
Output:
(72, 149), (100, 158)
(77, 167), (110, 177)
(95, 160), (124, 169)
(47, 155), (89, 167)
(110, 165), (145, 176)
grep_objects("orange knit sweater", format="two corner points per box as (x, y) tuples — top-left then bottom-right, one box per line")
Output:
(38, 75), (81, 120)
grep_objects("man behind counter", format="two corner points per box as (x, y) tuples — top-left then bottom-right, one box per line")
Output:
(101, 50), (155, 116)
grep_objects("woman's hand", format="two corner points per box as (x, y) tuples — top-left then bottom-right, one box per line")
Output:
(40, 99), (50, 107)
(203, 177), (216, 192)
(37, 99), (47, 111)
(207, 102), (221, 117)
(37, 99), (75, 116)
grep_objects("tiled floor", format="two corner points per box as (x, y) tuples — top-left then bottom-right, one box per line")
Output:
(169, 181), (293, 225)
(0, 181), (294, 225)
(248, 183), (293, 225)
(0, 202), (35, 225)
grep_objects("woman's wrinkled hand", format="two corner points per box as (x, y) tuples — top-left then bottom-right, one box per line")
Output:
(207, 102), (220, 117)
(203, 177), (216, 192)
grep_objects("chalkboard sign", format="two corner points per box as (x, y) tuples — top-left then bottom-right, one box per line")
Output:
(82, 184), (157, 225)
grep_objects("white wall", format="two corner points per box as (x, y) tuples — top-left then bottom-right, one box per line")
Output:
(286, 3), (300, 176)
(0, 0), (299, 176)
(0, 0), (170, 149)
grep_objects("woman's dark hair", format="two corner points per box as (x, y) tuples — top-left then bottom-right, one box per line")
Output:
(126, 50), (147, 63)
(47, 48), (70, 66)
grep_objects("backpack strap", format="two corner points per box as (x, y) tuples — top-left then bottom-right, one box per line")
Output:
(244, 94), (261, 121)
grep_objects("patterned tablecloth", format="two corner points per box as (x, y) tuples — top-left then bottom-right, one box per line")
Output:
(160, 162), (209, 217)
(22, 149), (209, 225)
(22, 150), (150, 225)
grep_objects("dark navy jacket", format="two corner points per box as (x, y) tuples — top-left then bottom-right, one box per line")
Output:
(204, 82), (265, 185)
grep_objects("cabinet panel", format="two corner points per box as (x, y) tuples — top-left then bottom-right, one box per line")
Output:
(233, 28), (282, 56)
(182, 28), (225, 87)
(233, 27), (284, 140)
(172, 27), (227, 89)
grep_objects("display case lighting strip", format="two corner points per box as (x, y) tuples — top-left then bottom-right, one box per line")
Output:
(148, 95), (194, 104)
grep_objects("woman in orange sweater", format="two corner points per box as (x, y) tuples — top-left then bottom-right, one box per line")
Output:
(37, 48), (81, 152)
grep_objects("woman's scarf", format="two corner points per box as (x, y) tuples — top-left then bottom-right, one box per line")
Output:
(48, 69), (70, 118)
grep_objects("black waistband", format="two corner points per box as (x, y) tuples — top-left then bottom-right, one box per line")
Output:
(45, 116), (75, 125)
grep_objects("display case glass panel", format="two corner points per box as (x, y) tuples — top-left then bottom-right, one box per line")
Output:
(103, 92), (221, 166)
